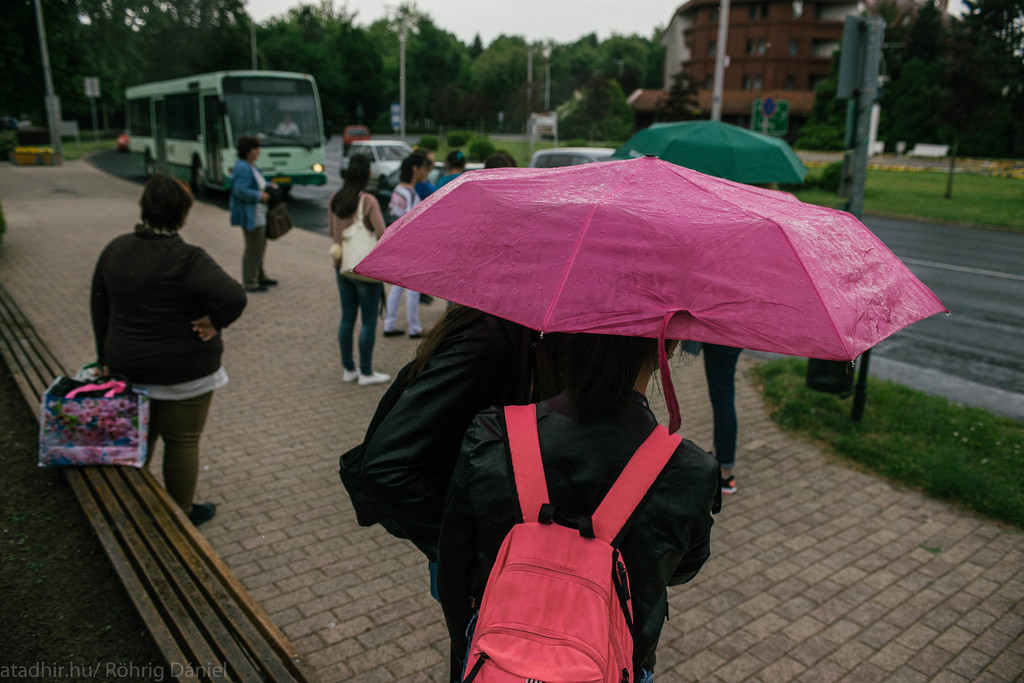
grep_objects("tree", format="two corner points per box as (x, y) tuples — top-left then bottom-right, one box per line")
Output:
(656, 69), (701, 121)
(955, 0), (1024, 156)
(560, 77), (634, 142)
(794, 52), (845, 150)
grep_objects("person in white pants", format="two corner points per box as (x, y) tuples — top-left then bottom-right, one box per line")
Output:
(383, 152), (431, 338)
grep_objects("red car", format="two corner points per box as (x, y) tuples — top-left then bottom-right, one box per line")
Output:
(342, 125), (370, 153)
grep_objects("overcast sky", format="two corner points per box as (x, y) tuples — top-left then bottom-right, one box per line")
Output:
(245, 0), (675, 44)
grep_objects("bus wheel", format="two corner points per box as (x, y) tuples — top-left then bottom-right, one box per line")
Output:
(190, 157), (206, 195)
(144, 151), (155, 177)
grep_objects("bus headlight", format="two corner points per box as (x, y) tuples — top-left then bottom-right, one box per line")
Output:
(313, 163), (324, 173)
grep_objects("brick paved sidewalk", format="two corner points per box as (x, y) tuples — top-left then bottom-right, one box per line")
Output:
(1, 161), (1021, 682)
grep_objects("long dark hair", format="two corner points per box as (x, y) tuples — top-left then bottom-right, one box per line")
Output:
(406, 305), (562, 404)
(330, 153), (370, 219)
(557, 333), (661, 424)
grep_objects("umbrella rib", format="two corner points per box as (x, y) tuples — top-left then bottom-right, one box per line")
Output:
(541, 165), (642, 331)
(667, 168), (856, 358)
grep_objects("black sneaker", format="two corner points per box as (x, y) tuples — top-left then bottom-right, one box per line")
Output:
(382, 329), (405, 337)
(188, 502), (217, 525)
(720, 475), (737, 495)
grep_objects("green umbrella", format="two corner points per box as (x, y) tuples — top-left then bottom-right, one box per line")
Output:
(612, 120), (807, 185)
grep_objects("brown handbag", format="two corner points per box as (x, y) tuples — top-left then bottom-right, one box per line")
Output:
(266, 202), (292, 239)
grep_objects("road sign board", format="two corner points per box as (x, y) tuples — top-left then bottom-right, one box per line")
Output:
(762, 97), (776, 118)
(390, 103), (401, 130)
(84, 77), (100, 98)
(751, 98), (789, 136)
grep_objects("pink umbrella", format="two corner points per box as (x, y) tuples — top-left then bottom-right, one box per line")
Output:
(356, 156), (947, 431)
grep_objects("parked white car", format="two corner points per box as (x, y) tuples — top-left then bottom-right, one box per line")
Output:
(528, 147), (616, 168)
(341, 140), (413, 190)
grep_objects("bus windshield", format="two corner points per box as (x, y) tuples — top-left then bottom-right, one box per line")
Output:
(223, 76), (321, 148)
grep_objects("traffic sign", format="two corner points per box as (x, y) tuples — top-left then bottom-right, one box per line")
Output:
(751, 98), (789, 136)
(390, 103), (401, 131)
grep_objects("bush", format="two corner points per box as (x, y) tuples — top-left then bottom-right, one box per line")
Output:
(468, 138), (496, 161)
(818, 161), (844, 194)
(564, 138), (588, 147)
(417, 135), (439, 151)
(447, 130), (472, 147)
(794, 122), (845, 151)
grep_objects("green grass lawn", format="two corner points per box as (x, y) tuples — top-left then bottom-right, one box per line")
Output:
(795, 167), (1024, 230)
(59, 138), (121, 162)
(752, 357), (1024, 529)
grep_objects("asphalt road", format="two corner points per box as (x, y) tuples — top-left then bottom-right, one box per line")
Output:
(85, 147), (1023, 419)
(857, 216), (1024, 419)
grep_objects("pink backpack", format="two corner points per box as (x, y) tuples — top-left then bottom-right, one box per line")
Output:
(462, 404), (681, 683)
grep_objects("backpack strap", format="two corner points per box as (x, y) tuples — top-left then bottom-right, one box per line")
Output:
(504, 404), (549, 524)
(591, 426), (681, 543)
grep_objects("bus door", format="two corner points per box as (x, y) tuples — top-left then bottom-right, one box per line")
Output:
(203, 95), (223, 186)
(154, 99), (167, 171)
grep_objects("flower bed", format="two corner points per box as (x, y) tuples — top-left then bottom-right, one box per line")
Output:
(13, 146), (60, 165)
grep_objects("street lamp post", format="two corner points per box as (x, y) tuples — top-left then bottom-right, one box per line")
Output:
(33, 0), (62, 161)
(399, 24), (407, 138)
(527, 45), (534, 158)
(710, 0), (731, 122)
(250, 22), (258, 69)
(544, 46), (551, 111)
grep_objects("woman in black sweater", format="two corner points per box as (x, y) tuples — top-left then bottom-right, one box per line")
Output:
(91, 173), (247, 525)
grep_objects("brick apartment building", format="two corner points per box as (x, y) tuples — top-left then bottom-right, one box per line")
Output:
(634, 0), (948, 138)
(632, 0), (863, 137)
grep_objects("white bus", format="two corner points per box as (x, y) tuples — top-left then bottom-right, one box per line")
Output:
(125, 70), (327, 193)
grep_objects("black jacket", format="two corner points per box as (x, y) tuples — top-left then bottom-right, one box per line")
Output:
(91, 231), (246, 385)
(437, 392), (719, 674)
(356, 313), (536, 561)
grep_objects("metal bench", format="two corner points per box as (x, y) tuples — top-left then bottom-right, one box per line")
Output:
(906, 143), (949, 158)
(0, 282), (317, 683)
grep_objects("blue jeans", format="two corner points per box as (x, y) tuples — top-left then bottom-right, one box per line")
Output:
(702, 343), (743, 469)
(336, 272), (382, 375)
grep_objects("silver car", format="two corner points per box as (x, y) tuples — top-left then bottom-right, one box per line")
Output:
(527, 147), (617, 168)
(342, 140), (414, 190)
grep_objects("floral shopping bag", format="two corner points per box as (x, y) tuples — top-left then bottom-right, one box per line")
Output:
(38, 376), (149, 467)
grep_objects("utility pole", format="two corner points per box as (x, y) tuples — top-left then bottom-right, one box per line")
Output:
(33, 0), (62, 161)
(527, 45), (534, 158)
(250, 22), (258, 69)
(710, 0), (730, 121)
(399, 24), (407, 138)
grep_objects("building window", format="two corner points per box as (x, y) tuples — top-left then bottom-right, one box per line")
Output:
(710, 7), (719, 21)
(811, 39), (839, 57)
(754, 75), (763, 90)
(762, 3), (769, 17)
(743, 75), (751, 90)
(749, 5), (759, 18)
(747, 39), (767, 55)
(785, 75), (796, 90)
(758, 39), (766, 55)
(706, 76), (714, 90)
(708, 40), (716, 57)
(792, 0), (804, 18)
(789, 39), (799, 55)
(747, 39), (755, 54)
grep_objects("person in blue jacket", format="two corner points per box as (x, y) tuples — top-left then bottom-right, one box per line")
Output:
(229, 136), (277, 292)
